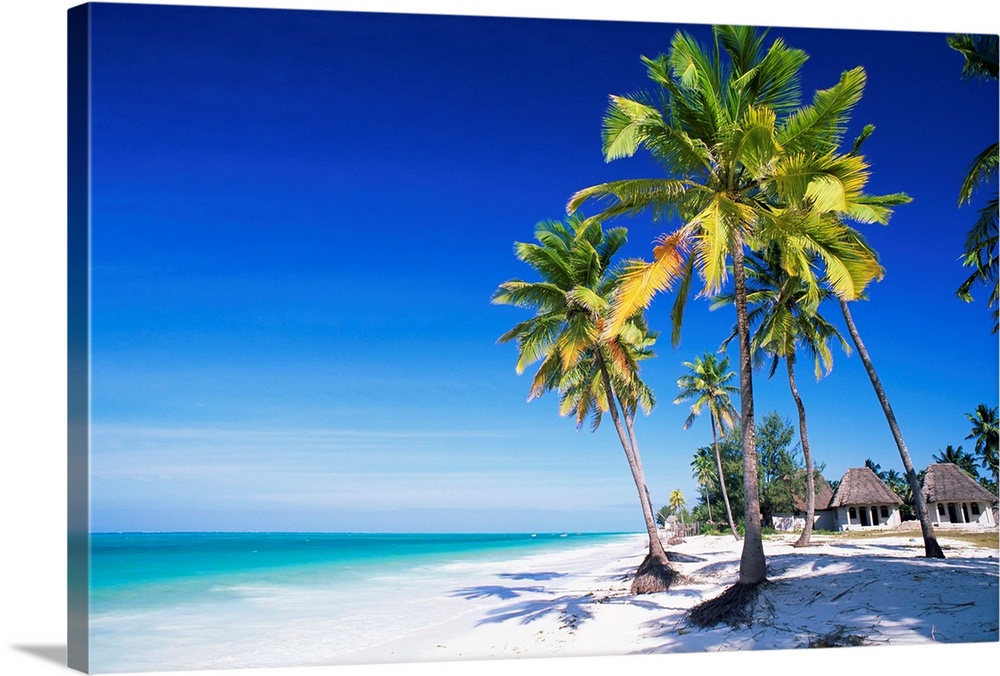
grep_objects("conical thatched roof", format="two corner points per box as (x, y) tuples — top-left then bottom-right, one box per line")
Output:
(790, 471), (835, 511)
(922, 463), (998, 503)
(831, 467), (903, 507)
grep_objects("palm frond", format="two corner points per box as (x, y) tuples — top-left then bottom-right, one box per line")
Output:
(605, 230), (690, 337)
(778, 66), (866, 155)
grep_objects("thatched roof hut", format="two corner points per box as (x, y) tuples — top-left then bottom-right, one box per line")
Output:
(791, 472), (835, 512)
(923, 463), (997, 504)
(831, 467), (903, 507)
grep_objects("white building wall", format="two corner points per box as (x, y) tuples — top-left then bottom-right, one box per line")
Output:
(834, 504), (901, 531)
(930, 501), (996, 526)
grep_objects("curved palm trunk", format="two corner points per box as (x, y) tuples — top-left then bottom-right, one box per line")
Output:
(839, 299), (945, 559)
(786, 356), (815, 548)
(595, 352), (677, 592)
(733, 245), (767, 584)
(710, 410), (740, 540)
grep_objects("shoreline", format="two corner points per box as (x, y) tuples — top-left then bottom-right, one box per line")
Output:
(86, 528), (998, 672)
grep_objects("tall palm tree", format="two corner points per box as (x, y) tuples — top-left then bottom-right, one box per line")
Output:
(933, 445), (981, 479)
(839, 299), (945, 558)
(965, 403), (999, 484)
(718, 248), (850, 547)
(949, 34), (998, 332)
(676, 352), (741, 540)
(493, 215), (679, 593)
(691, 447), (716, 523)
(567, 25), (896, 589)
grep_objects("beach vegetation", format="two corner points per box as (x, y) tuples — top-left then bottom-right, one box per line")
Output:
(932, 445), (982, 479)
(948, 34), (998, 333)
(690, 448), (717, 524)
(566, 24), (904, 609)
(675, 352), (741, 540)
(965, 403), (999, 493)
(715, 246), (850, 547)
(493, 215), (680, 593)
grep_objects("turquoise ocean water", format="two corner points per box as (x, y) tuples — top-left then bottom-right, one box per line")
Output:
(88, 531), (634, 672)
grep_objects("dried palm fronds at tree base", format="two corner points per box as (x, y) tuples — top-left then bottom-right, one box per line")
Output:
(630, 554), (682, 594)
(687, 581), (765, 628)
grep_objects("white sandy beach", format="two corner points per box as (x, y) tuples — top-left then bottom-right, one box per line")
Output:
(341, 528), (998, 665)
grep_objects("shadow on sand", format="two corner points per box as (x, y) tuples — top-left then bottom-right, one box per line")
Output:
(640, 553), (999, 652)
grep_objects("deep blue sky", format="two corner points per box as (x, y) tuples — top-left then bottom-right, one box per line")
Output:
(84, 2), (998, 533)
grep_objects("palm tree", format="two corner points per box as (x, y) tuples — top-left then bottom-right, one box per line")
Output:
(493, 215), (679, 593)
(933, 445), (981, 479)
(716, 247), (850, 547)
(567, 26), (897, 592)
(966, 403), (999, 484)
(864, 457), (887, 481)
(676, 352), (741, 540)
(839, 299), (945, 558)
(948, 34), (998, 332)
(669, 489), (687, 532)
(691, 447), (716, 523)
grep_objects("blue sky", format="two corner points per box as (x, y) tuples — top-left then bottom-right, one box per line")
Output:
(83, 2), (998, 533)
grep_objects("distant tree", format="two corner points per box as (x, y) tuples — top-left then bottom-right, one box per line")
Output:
(933, 445), (981, 479)
(965, 404), (999, 486)
(669, 489), (687, 531)
(883, 468), (913, 519)
(676, 352), (741, 540)
(655, 505), (672, 529)
(755, 412), (801, 525)
(865, 457), (887, 481)
(691, 448), (716, 523)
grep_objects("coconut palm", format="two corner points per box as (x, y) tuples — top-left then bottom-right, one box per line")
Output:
(691, 447), (716, 523)
(493, 215), (678, 593)
(567, 26), (897, 592)
(965, 403), (999, 483)
(949, 34), (998, 332)
(717, 247), (850, 547)
(669, 489), (687, 531)
(839, 298), (945, 558)
(676, 352), (741, 540)
(933, 445), (981, 479)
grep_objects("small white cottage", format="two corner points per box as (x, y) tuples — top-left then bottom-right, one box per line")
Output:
(922, 462), (997, 527)
(830, 467), (903, 530)
(771, 472), (836, 532)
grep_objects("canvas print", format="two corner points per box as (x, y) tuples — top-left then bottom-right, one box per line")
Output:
(67, 2), (999, 673)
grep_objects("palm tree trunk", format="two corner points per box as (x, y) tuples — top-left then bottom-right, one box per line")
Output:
(710, 410), (740, 540)
(703, 484), (714, 523)
(617, 392), (663, 547)
(595, 352), (677, 592)
(732, 244), (767, 584)
(839, 299), (945, 558)
(786, 356), (815, 548)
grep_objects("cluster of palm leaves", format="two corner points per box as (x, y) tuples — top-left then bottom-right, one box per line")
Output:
(949, 35), (998, 332)
(492, 215), (677, 593)
(564, 25), (929, 585)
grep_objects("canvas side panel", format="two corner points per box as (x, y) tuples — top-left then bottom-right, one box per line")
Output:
(67, 3), (92, 673)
